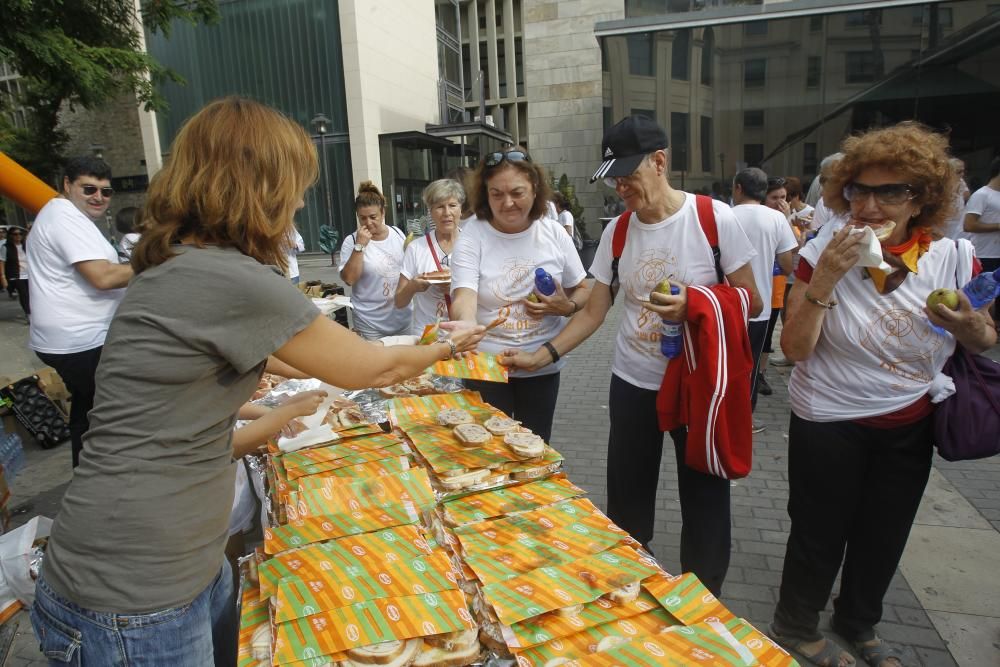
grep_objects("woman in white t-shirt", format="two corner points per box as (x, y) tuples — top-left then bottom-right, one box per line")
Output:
(395, 179), (464, 336)
(1, 227), (29, 317)
(450, 148), (589, 442)
(339, 181), (412, 340)
(770, 123), (997, 667)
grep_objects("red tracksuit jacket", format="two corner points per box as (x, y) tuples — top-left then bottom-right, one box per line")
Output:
(656, 284), (754, 479)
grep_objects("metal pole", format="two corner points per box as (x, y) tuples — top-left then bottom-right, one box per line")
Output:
(319, 132), (333, 233)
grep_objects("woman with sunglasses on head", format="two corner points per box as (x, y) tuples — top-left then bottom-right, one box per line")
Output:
(339, 181), (411, 340)
(769, 123), (996, 667)
(1, 226), (30, 319)
(30, 98), (483, 666)
(448, 147), (589, 442)
(395, 179), (465, 336)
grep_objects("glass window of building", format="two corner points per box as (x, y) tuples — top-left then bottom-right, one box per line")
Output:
(701, 27), (714, 85)
(744, 144), (764, 167)
(744, 58), (766, 88)
(628, 34), (655, 76)
(806, 56), (822, 89)
(744, 110), (764, 128)
(745, 20), (768, 37)
(672, 29), (690, 80)
(845, 51), (878, 84)
(598, 1), (1000, 193)
(671, 112), (689, 171)
(700, 116), (713, 172)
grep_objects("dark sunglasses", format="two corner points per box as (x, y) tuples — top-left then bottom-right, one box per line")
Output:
(484, 150), (531, 168)
(10, 231), (23, 236)
(843, 182), (916, 206)
(81, 184), (114, 197)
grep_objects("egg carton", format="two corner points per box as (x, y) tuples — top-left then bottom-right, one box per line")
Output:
(0, 377), (71, 449)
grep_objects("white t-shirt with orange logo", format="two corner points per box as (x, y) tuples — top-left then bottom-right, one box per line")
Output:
(400, 232), (453, 336)
(451, 217), (586, 378)
(339, 227), (411, 336)
(589, 193), (757, 390)
(789, 218), (974, 421)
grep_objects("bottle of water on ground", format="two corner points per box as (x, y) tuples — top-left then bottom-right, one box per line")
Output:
(534, 267), (556, 297)
(962, 267), (1000, 309)
(660, 283), (683, 359)
(0, 429), (25, 481)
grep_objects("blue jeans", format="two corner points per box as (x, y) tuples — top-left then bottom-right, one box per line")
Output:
(30, 561), (237, 666)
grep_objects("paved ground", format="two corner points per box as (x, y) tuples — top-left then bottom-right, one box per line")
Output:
(1, 254), (997, 665)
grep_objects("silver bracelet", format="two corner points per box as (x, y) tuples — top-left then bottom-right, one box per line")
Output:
(444, 339), (457, 360)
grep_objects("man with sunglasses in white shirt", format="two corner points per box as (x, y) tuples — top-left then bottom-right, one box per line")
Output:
(28, 156), (133, 467)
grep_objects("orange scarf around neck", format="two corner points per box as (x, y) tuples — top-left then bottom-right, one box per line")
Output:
(867, 227), (933, 293)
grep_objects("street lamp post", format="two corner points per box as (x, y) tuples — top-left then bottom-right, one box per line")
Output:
(311, 113), (334, 240)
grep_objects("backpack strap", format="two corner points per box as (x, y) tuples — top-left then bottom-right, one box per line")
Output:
(695, 194), (725, 285)
(609, 211), (632, 303)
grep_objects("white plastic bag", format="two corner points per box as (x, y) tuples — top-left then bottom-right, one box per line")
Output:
(0, 515), (52, 608)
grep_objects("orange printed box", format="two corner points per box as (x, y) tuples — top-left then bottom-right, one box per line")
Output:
(441, 474), (585, 527)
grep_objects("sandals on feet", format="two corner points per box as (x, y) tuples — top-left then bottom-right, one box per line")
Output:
(769, 624), (855, 667)
(855, 637), (904, 667)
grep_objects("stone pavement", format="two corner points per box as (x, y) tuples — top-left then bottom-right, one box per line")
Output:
(0, 255), (997, 665)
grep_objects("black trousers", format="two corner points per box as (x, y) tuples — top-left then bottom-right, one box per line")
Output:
(606, 374), (731, 596)
(747, 318), (770, 411)
(36, 346), (103, 468)
(773, 412), (933, 643)
(465, 372), (560, 443)
(8, 278), (29, 315)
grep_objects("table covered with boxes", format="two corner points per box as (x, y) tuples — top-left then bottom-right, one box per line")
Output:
(237, 353), (799, 667)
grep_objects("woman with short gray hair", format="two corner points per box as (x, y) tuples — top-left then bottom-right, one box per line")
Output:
(395, 178), (465, 335)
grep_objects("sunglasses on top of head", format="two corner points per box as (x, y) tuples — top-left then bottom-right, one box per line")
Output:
(484, 151), (531, 168)
(81, 184), (114, 198)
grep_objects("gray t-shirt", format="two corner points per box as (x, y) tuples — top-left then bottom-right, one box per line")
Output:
(43, 245), (319, 613)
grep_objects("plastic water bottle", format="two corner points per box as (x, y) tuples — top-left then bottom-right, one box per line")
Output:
(962, 267), (1000, 309)
(534, 267), (556, 297)
(772, 260), (782, 276)
(660, 284), (683, 359)
(0, 430), (25, 481)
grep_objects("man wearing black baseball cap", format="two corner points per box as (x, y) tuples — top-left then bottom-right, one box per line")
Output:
(501, 115), (761, 596)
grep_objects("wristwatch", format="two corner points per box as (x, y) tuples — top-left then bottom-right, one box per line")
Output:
(353, 243), (366, 253)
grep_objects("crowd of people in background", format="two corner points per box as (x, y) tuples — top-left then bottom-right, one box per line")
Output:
(6, 100), (999, 667)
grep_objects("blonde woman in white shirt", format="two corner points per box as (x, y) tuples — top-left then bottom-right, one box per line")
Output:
(770, 123), (996, 667)
(339, 181), (411, 340)
(449, 148), (589, 442)
(395, 179), (464, 335)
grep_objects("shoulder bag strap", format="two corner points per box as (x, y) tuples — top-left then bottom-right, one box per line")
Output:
(695, 194), (725, 285)
(609, 211), (633, 304)
(425, 232), (452, 317)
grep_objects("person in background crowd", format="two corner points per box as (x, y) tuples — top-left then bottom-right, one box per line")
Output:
(771, 177), (810, 369)
(114, 206), (141, 263)
(769, 122), (996, 667)
(963, 156), (1000, 317)
(501, 116), (761, 595)
(339, 181), (412, 340)
(730, 169), (797, 432)
(942, 158), (971, 242)
(447, 167), (477, 228)
(396, 179), (464, 336)
(786, 177), (814, 232)
(449, 146), (589, 443)
(30, 97), (484, 667)
(286, 225), (305, 284)
(757, 176), (800, 384)
(805, 153), (844, 231)
(1, 226), (30, 319)
(27, 156), (132, 468)
(552, 191), (576, 240)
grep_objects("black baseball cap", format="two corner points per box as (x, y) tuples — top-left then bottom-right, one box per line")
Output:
(590, 115), (669, 183)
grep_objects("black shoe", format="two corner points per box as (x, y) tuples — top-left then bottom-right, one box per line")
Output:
(757, 372), (773, 396)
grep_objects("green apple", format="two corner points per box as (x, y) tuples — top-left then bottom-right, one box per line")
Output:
(654, 279), (672, 295)
(926, 288), (960, 311)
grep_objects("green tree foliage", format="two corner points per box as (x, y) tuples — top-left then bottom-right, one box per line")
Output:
(0, 0), (218, 183)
